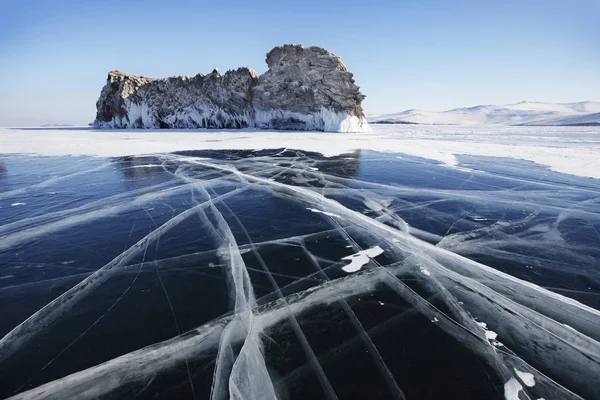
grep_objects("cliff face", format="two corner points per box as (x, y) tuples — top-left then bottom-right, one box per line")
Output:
(94, 45), (370, 132)
(95, 68), (259, 129)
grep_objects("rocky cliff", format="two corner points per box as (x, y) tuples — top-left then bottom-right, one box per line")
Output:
(94, 45), (370, 132)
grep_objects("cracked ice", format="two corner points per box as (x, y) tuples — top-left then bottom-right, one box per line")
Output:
(0, 148), (599, 400)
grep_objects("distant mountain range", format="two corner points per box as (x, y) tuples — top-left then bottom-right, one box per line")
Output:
(369, 101), (600, 126)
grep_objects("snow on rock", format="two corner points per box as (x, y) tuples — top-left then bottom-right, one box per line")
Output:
(94, 45), (370, 133)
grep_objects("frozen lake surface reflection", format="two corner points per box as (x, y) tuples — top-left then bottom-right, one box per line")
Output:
(0, 149), (599, 399)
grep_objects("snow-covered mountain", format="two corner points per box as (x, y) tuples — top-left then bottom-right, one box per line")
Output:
(370, 101), (600, 126)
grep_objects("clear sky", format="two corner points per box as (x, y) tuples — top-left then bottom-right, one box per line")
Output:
(0, 0), (598, 126)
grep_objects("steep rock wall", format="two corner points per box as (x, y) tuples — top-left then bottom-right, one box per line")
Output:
(94, 45), (370, 132)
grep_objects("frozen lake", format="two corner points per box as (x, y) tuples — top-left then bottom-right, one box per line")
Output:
(0, 126), (599, 399)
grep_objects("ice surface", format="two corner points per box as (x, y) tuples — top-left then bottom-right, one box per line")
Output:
(1, 124), (599, 178)
(0, 148), (599, 399)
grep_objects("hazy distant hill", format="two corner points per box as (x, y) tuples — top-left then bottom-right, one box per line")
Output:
(370, 101), (600, 126)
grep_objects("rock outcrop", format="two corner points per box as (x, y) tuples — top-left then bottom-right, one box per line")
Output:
(94, 45), (370, 132)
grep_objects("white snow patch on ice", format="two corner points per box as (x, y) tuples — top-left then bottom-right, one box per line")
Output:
(477, 321), (498, 341)
(419, 266), (431, 276)
(485, 330), (498, 340)
(306, 208), (342, 219)
(504, 377), (523, 400)
(470, 216), (488, 221)
(1, 124), (599, 178)
(129, 164), (163, 168)
(514, 368), (535, 387)
(341, 246), (384, 273)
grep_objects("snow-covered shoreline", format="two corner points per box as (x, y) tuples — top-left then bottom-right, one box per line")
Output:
(1, 124), (599, 179)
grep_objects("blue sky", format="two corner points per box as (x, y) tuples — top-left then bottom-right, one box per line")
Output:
(0, 0), (598, 125)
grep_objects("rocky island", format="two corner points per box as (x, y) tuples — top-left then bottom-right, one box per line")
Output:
(94, 45), (370, 132)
